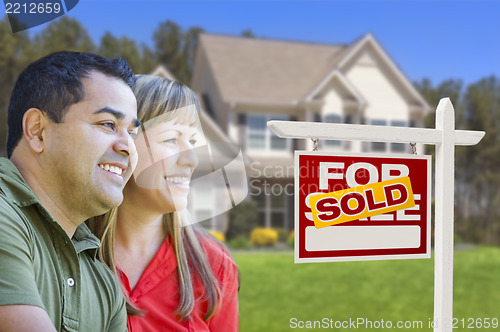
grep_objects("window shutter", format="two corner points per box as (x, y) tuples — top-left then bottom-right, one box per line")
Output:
(290, 116), (298, 151)
(238, 114), (247, 149)
(237, 114), (246, 125)
(202, 94), (216, 120)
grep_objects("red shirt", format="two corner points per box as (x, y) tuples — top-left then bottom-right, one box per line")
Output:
(118, 237), (239, 332)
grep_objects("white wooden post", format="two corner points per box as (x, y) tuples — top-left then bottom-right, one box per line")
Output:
(267, 98), (485, 332)
(434, 98), (455, 332)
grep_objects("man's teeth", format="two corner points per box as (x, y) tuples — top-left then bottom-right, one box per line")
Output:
(165, 176), (189, 184)
(99, 164), (123, 176)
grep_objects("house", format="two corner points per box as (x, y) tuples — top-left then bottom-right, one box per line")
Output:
(190, 33), (431, 232)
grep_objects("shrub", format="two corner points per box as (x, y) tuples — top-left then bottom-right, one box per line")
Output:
(227, 200), (259, 241)
(250, 227), (278, 247)
(288, 231), (294, 248)
(229, 235), (251, 249)
(274, 227), (288, 243)
(208, 230), (226, 243)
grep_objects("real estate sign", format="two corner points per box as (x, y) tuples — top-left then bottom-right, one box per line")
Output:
(295, 152), (431, 263)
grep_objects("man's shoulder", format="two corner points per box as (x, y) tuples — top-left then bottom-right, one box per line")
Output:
(0, 191), (32, 232)
(0, 158), (23, 184)
(0, 183), (43, 311)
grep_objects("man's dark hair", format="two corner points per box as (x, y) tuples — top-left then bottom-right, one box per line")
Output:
(6, 51), (136, 158)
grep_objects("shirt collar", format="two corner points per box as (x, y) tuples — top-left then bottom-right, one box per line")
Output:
(72, 223), (101, 259)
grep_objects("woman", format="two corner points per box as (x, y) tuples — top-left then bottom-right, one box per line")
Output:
(91, 75), (239, 331)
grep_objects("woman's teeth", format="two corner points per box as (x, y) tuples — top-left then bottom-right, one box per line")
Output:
(99, 164), (123, 176)
(165, 176), (189, 184)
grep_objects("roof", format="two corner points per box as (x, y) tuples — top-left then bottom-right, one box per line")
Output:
(149, 65), (176, 81)
(198, 34), (348, 104)
(196, 33), (430, 113)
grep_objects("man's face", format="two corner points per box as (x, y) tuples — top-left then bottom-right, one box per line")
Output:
(41, 71), (139, 219)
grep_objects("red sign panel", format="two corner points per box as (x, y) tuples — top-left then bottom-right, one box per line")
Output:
(295, 152), (431, 263)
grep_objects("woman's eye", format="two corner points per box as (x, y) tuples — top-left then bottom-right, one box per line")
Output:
(189, 139), (197, 146)
(163, 138), (177, 144)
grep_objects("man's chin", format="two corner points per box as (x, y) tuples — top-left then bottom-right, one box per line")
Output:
(96, 193), (124, 215)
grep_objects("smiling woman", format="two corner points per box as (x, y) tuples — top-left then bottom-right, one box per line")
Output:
(89, 75), (239, 332)
(131, 103), (199, 213)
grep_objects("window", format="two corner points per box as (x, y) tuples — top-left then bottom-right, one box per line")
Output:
(324, 113), (342, 147)
(390, 120), (407, 153)
(248, 115), (266, 149)
(247, 114), (289, 151)
(371, 119), (387, 152)
(271, 192), (285, 209)
(251, 185), (287, 229)
(271, 212), (285, 228)
(252, 187), (267, 227)
(370, 119), (408, 153)
(270, 191), (286, 228)
(271, 134), (287, 150)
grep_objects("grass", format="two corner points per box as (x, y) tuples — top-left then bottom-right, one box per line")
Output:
(233, 246), (500, 331)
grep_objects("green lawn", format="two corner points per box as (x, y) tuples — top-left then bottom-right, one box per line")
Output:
(233, 247), (500, 331)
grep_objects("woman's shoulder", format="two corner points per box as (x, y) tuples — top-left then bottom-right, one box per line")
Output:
(198, 233), (237, 274)
(200, 233), (232, 260)
(197, 231), (240, 294)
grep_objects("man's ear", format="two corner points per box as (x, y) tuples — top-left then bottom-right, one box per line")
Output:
(22, 108), (47, 153)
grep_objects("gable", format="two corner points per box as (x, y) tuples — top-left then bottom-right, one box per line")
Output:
(308, 70), (366, 108)
(339, 35), (430, 115)
(343, 44), (416, 120)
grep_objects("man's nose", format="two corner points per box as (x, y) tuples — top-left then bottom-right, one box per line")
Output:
(114, 131), (136, 157)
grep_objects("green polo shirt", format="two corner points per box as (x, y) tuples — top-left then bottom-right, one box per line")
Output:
(0, 158), (126, 332)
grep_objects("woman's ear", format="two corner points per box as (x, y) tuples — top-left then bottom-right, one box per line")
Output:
(22, 108), (46, 153)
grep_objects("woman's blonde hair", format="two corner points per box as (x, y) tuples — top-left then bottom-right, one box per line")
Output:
(91, 75), (225, 321)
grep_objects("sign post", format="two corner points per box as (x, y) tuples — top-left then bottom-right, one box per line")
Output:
(434, 99), (455, 332)
(267, 98), (485, 332)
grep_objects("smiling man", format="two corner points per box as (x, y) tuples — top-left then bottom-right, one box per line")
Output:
(0, 52), (140, 332)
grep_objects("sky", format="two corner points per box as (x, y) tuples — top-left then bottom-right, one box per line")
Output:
(24, 0), (500, 86)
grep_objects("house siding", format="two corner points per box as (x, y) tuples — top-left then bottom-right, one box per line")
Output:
(344, 49), (410, 122)
(192, 45), (229, 131)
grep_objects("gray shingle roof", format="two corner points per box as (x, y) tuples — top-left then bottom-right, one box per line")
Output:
(198, 34), (354, 104)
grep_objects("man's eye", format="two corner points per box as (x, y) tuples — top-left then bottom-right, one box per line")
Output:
(100, 122), (116, 130)
(128, 131), (138, 139)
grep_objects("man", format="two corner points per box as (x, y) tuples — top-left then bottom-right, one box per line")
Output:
(0, 52), (141, 331)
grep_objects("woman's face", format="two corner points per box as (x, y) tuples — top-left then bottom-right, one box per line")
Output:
(127, 112), (199, 214)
